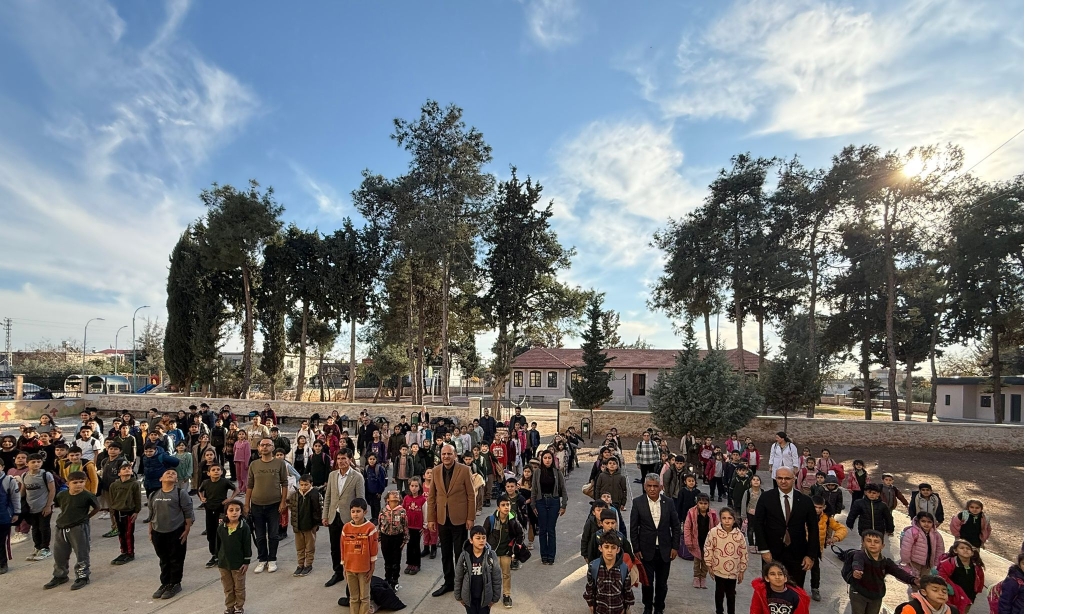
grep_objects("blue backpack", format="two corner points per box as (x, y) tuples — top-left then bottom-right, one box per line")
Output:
(0, 475), (13, 524)
(588, 558), (629, 586)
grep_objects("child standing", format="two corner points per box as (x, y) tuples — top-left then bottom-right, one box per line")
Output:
(485, 497), (524, 609)
(341, 498), (379, 614)
(456, 525), (503, 614)
(44, 471), (99, 590)
(0, 457), (20, 574)
(363, 454), (386, 523)
(880, 473), (910, 512)
(18, 452), (55, 562)
(844, 460), (868, 506)
(750, 560), (811, 614)
(676, 473), (702, 525)
(948, 500), (991, 549)
(937, 539), (985, 613)
(518, 466), (537, 550)
(907, 483), (945, 526)
(583, 530), (635, 614)
(894, 575), (960, 614)
(795, 457), (819, 493)
(899, 512), (944, 595)
(217, 500), (252, 614)
(377, 490), (408, 591)
(174, 441), (194, 494)
(743, 442), (761, 475)
(846, 531), (918, 614)
(403, 477), (426, 575)
(422, 468), (439, 559)
(846, 484), (895, 539)
(289, 474), (323, 577)
(233, 433), (250, 493)
(818, 472), (845, 515)
(108, 460), (141, 564)
(703, 507), (747, 614)
(809, 495), (847, 603)
(683, 493), (714, 589)
(198, 464), (237, 568)
(728, 464), (754, 512)
(739, 475), (763, 550)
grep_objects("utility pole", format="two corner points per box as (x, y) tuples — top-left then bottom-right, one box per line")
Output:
(2, 317), (11, 375)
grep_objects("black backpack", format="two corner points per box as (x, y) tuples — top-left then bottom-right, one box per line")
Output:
(831, 544), (859, 583)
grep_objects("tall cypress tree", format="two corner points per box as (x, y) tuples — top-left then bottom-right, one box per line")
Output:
(568, 293), (614, 417)
(164, 226), (201, 392)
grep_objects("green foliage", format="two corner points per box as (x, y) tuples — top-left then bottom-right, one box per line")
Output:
(650, 324), (761, 438)
(761, 332), (823, 432)
(164, 226), (203, 391)
(568, 293), (614, 410)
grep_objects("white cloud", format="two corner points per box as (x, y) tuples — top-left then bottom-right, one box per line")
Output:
(523, 0), (582, 50)
(0, 0), (260, 349)
(289, 160), (350, 218)
(633, 0), (1023, 179)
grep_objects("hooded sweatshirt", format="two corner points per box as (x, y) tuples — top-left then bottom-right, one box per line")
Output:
(895, 592), (955, 614)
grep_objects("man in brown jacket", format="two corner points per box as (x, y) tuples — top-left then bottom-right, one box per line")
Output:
(427, 444), (476, 596)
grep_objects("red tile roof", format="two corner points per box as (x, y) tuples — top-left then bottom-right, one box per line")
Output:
(511, 347), (760, 372)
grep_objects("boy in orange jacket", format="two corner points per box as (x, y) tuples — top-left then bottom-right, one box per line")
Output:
(341, 498), (379, 614)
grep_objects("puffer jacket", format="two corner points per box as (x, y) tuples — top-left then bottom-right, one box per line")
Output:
(846, 496), (895, 535)
(702, 524), (747, 580)
(749, 577), (811, 614)
(998, 563), (1023, 614)
(682, 506), (715, 558)
(289, 487), (323, 532)
(899, 518), (944, 569)
(815, 512), (848, 549)
(454, 541), (502, 606)
(593, 468), (628, 507)
(936, 553), (985, 613)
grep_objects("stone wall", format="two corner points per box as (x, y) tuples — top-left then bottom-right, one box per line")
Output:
(1, 398), (86, 422)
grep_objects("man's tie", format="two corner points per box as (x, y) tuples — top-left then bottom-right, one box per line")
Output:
(783, 494), (792, 546)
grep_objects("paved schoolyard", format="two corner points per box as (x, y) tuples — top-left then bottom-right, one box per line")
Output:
(2, 444), (1014, 614)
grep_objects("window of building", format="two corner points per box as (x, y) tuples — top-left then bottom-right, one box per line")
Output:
(513, 371), (523, 387)
(287, 359), (294, 369)
(633, 373), (646, 396)
(944, 394), (950, 406)
(529, 371), (542, 387)
(571, 372), (584, 384)
(980, 395), (991, 407)
(547, 371), (557, 388)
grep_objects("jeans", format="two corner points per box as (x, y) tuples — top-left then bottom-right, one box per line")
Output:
(52, 522), (90, 579)
(151, 525), (187, 585)
(328, 513), (345, 575)
(250, 502), (281, 562)
(26, 510), (52, 550)
(535, 497), (561, 561)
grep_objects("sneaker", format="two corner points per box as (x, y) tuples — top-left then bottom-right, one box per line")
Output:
(35, 548), (52, 561)
(161, 584), (180, 599)
(510, 560), (520, 570)
(103, 529), (119, 538)
(301, 566), (312, 576)
(292, 566), (304, 576)
(234, 608), (245, 614)
(44, 576), (69, 589)
(26, 549), (40, 561)
(71, 577), (89, 590)
(693, 577), (701, 588)
(266, 561), (278, 573)
(11, 532), (28, 544)
(812, 588), (821, 602)
(111, 555), (127, 565)
(252, 561), (267, 574)
(97, 511), (110, 520)
(153, 584), (169, 599)
(503, 595), (513, 609)
(0, 565), (7, 574)
(394, 583), (401, 592)
(429, 548), (437, 559)
(207, 556), (219, 568)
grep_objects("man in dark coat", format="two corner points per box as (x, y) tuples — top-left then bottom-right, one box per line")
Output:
(753, 466), (821, 587)
(478, 408), (498, 445)
(629, 473), (681, 614)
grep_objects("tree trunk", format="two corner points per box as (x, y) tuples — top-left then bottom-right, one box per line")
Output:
(373, 378), (382, 403)
(926, 295), (945, 422)
(348, 318), (356, 403)
(861, 332), (872, 421)
(734, 291), (745, 372)
(904, 357), (914, 421)
(991, 307), (1005, 423)
(396, 370), (404, 402)
(294, 299), (309, 402)
(319, 352), (326, 402)
(440, 253), (452, 405)
(241, 266), (254, 399)
(415, 300), (425, 406)
(807, 230), (819, 419)
(757, 311), (765, 374)
(883, 204), (900, 421)
(703, 311), (713, 351)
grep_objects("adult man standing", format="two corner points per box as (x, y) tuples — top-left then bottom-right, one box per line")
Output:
(478, 408), (498, 445)
(357, 415), (378, 458)
(629, 474), (680, 614)
(322, 450), (365, 587)
(753, 466), (821, 588)
(508, 407), (527, 432)
(634, 431), (659, 485)
(244, 438), (288, 574)
(427, 443), (475, 597)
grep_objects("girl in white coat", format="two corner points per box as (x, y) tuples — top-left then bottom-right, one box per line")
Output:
(767, 431), (799, 476)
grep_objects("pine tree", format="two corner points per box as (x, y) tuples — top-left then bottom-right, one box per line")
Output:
(164, 227), (201, 392)
(568, 293), (614, 414)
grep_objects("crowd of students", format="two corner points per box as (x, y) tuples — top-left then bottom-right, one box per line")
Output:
(0, 407), (1023, 614)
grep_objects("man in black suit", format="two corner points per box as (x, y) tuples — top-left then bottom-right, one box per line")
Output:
(629, 473), (681, 614)
(753, 466), (821, 588)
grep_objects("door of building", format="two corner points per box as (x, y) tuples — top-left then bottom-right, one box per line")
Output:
(1010, 394), (1022, 423)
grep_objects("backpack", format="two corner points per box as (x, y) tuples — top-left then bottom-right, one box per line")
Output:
(588, 557), (629, 587)
(987, 577), (1022, 614)
(831, 544), (860, 583)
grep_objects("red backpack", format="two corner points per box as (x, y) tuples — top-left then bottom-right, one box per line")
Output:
(987, 577), (1022, 614)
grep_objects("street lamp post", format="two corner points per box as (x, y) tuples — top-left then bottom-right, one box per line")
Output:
(82, 317), (105, 394)
(114, 325), (128, 374)
(132, 305), (149, 389)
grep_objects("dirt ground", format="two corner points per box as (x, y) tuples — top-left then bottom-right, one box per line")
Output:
(607, 441), (1023, 562)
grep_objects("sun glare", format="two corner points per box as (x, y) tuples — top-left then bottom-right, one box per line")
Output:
(902, 157), (925, 177)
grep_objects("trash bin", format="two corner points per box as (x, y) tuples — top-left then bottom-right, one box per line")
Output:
(581, 417), (591, 440)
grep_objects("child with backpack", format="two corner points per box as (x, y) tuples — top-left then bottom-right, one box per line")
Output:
(0, 457), (20, 574)
(894, 574), (961, 614)
(583, 530), (635, 614)
(728, 464), (754, 512)
(949, 500), (991, 549)
(796, 457), (819, 493)
(455, 525), (503, 614)
(880, 473), (910, 512)
(809, 495), (847, 603)
(937, 539), (985, 613)
(682, 493), (714, 588)
(702, 506), (747, 614)
(844, 460), (868, 506)
(485, 497), (524, 609)
(992, 552), (1022, 614)
(899, 512), (944, 597)
(844, 530), (918, 614)
(818, 472), (846, 515)
(750, 560), (811, 614)
(738, 475), (763, 552)
(907, 483), (945, 526)
(846, 484), (895, 540)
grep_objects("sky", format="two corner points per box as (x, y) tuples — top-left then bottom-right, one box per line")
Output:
(0, 0), (1024, 360)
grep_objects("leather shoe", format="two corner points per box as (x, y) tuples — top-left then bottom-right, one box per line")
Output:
(325, 573), (344, 587)
(432, 585), (453, 597)
(337, 597), (350, 607)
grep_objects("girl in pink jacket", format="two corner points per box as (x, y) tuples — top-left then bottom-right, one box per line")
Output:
(703, 506), (747, 614)
(899, 511), (944, 597)
(683, 494), (715, 588)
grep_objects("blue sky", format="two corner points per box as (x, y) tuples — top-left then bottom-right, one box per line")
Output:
(0, 0), (1023, 359)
